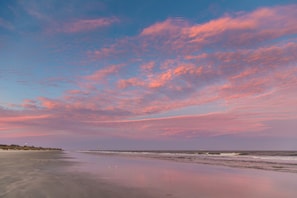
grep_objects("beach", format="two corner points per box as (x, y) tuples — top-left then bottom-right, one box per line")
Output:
(1, 150), (297, 198)
(0, 151), (154, 198)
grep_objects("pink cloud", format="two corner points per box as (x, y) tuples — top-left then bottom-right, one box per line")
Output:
(173, 64), (203, 76)
(141, 61), (155, 73)
(21, 99), (39, 109)
(90, 5), (297, 60)
(52, 17), (119, 33)
(49, 37), (297, 116)
(0, 114), (50, 123)
(227, 80), (297, 119)
(79, 37), (296, 118)
(0, 131), (51, 138)
(66, 89), (83, 95)
(38, 97), (62, 109)
(148, 70), (173, 88)
(83, 112), (268, 138)
(84, 64), (124, 81)
(184, 5), (297, 46)
(2, 70), (296, 139)
(88, 37), (142, 60)
(0, 108), (53, 137)
(118, 78), (144, 89)
(117, 63), (204, 90)
(140, 18), (188, 36)
(91, 45), (119, 59)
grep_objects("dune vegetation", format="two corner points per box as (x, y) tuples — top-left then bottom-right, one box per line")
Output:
(0, 144), (62, 151)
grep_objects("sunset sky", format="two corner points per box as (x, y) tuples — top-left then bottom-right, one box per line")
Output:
(1, 0), (297, 150)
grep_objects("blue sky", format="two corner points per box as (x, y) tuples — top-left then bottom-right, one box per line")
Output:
(1, 0), (297, 149)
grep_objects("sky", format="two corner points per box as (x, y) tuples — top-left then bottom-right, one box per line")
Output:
(0, 0), (297, 150)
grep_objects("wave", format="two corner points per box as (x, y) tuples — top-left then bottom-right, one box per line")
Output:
(85, 150), (297, 173)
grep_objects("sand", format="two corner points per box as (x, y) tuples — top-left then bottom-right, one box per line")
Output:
(1, 150), (297, 198)
(0, 151), (154, 198)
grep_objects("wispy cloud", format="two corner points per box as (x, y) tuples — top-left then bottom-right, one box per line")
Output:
(140, 18), (188, 36)
(52, 17), (119, 33)
(18, 0), (118, 34)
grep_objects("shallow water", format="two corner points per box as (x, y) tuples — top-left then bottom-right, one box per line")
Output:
(65, 151), (297, 198)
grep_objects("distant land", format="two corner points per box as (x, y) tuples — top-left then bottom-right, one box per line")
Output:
(0, 144), (62, 151)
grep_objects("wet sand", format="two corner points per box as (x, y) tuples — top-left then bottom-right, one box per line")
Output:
(67, 151), (297, 198)
(0, 151), (154, 198)
(1, 150), (297, 198)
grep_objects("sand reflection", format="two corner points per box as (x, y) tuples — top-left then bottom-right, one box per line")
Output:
(67, 152), (297, 198)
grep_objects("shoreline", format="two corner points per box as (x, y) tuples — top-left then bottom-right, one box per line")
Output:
(2, 150), (297, 198)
